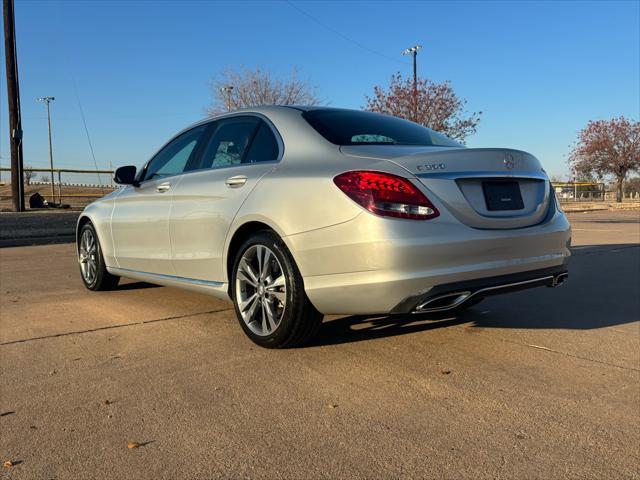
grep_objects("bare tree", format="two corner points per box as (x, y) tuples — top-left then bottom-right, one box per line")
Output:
(206, 66), (323, 115)
(40, 175), (50, 184)
(24, 165), (36, 185)
(569, 117), (640, 202)
(364, 73), (482, 143)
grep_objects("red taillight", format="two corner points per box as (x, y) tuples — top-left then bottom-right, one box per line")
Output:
(333, 170), (439, 220)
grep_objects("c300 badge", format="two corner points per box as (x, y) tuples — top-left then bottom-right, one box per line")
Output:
(416, 163), (446, 171)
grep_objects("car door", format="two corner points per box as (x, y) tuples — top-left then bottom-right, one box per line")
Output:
(170, 116), (281, 282)
(111, 124), (207, 275)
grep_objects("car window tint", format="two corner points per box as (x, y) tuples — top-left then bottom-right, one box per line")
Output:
(302, 109), (462, 147)
(199, 117), (260, 169)
(144, 125), (206, 181)
(244, 121), (279, 163)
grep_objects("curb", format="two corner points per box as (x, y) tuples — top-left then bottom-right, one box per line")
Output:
(0, 235), (75, 248)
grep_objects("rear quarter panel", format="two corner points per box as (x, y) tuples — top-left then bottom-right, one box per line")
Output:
(226, 151), (416, 281)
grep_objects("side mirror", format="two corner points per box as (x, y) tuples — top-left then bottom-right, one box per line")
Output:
(114, 165), (138, 186)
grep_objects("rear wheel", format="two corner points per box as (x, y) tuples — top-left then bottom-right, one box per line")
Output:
(78, 222), (119, 291)
(231, 231), (323, 348)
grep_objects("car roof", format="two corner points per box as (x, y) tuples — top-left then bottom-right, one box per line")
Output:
(227, 105), (329, 113)
(221, 105), (354, 115)
(179, 105), (360, 139)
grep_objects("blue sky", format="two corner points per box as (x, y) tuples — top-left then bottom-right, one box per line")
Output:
(1, 0), (638, 181)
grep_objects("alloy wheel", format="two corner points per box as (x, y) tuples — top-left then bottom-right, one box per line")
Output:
(235, 244), (287, 336)
(79, 229), (98, 285)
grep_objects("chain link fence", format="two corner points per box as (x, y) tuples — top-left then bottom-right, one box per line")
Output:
(552, 182), (606, 202)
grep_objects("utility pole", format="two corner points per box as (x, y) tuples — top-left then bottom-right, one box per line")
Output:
(401, 45), (422, 122)
(37, 96), (56, 201)
(3, 0), (25, 211)
(220, 85), (233, 112)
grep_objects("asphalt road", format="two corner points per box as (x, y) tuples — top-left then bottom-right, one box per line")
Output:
(1, 211), (639, 479)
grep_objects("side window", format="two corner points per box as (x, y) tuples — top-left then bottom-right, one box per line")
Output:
(244, 121), (279, 163)
(198, 117), (260, 169)
(143, 125), (206, 181)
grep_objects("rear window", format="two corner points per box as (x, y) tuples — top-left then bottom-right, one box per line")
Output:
(302, 109), (462, 147)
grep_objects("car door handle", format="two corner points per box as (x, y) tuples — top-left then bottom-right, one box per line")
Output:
(156, 182), (171, 193)
(225, 175), (247, 188)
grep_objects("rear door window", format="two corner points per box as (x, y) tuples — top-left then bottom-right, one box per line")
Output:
(197, 117), (260, 169)
(244, 121), (280, 163)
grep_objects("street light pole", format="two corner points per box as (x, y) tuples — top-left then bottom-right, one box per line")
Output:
(220, 85), (233, 112)
(37, 96), (56, 202)
(401, 45), (422, 122)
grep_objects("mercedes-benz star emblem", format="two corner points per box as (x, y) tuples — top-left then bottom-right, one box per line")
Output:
(504, 154), (515, 170)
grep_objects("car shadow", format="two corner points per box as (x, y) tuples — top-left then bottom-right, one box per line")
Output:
(310, 312), (469, 347)
(116, 281), (162, 291)
(309, 244), (640, 347)
(580, 219), (640, 224)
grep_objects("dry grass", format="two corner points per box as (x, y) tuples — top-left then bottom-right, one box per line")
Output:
(0, 183), (115, 211)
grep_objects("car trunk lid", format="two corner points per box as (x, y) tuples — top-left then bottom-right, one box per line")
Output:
(339, 146), (550, 229)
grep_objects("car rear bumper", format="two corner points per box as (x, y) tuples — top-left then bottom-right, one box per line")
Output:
(285, 207), (571, 315)
(390, 265), (568, 314)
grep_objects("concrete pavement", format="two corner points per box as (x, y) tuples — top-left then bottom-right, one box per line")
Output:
(0, 211), (638, 479)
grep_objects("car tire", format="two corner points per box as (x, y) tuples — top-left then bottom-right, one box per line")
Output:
(231, 230), (323, 348)
(77, 222), (119, 291)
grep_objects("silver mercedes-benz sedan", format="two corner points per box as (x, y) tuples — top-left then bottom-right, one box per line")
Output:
(77, 106), (570, 347)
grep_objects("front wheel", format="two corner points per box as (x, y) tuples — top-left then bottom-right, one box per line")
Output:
(77, 222), (119, 291)
(231, 231), (323, 348)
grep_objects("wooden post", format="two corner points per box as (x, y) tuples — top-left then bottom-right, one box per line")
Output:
(3, 0), (25, 211)
(57, 170), (62, 203)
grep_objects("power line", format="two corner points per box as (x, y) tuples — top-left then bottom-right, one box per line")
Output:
(285, 1), (408, 66)
(71, 77), (105, 192)
(23, 111), (203, 121)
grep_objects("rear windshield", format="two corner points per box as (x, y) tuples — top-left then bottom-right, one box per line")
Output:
(302, 109), (462, 147)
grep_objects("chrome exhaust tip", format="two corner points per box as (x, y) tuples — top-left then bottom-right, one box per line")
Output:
(550, 272), (569, 287)
(415, 291), (472, 313)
